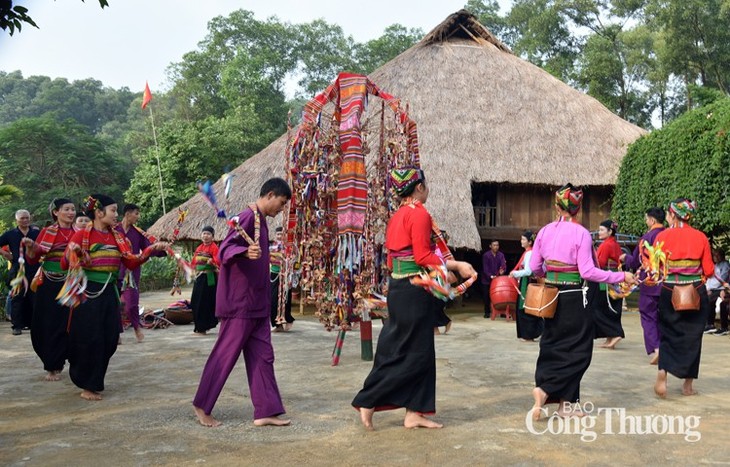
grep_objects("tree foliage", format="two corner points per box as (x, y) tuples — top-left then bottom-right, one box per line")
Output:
(0, 117), (131, 223)
(612, 97), (730, 237)
(1, 0), (108, 36)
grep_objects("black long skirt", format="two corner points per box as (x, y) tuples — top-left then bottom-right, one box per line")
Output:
(67, 281), (120, 392)
(658, 283), (707, 379)
(352, 278), (438, 414)
(591, 282), (625, 338)
(433, 302), (451, 327)
(191, 272), (218, 333)
(535, 283), (595, 404)
(270, 272), (294, 327)
(516, 308), (544, 340)
(31, 276), (69, 372)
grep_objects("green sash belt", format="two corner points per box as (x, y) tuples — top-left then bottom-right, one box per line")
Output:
(600, 267), (619, 291)
(42, 261), (65, 274)
(391, 258), (421, 279)
(545, 271), (581, 285)
(86, 270), (118, 284)
(665, 274), (702, 284)
(196, 265), (217, 286)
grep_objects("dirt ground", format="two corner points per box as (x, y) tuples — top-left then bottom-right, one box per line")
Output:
(1, 287), (729, 466)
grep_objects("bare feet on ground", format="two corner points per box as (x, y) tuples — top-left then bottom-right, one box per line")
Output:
(434, 327), (440, 335)
(654, 370), (667, 398)
(193, 406), (222, 427)
(193, 331), (207, 336)
(649, 350), (659, 365)
(599, 336), (622, 349)
(444, 322), (451, 334)
(253, 416), (291, 426)
(358, 407), (375, 431)
(682, 378), (697, 396)
(134, 328), (145, 343)
(44, 370), (61, 382)
(80, 390), (102, 401)
(531, 387), (548, 421)
(404, 410), (443, 429)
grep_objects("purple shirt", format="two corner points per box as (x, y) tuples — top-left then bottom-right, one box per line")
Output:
(115, 225), (164, 284)
(529, 219), (624, 284)
(481, 250), (506, 284)
(624, 226), (665, 296)
(216, 206), (270, 319)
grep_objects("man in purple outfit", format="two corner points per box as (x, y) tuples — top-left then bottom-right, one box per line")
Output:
(193, 177), (292, 428)
(621, 207), (665, 365)
(481, 240), (506, 317)
(116, 203), (165, 343)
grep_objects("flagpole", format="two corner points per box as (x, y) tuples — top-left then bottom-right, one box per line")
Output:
(147, 104), (167, 215)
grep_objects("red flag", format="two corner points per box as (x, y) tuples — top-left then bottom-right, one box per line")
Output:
(142, 81), (152, 109)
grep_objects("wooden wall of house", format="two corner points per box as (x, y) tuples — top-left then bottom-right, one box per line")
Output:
(475, 183), (614, 250)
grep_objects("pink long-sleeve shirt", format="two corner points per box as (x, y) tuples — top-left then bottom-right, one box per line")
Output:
(529, 218), (625, 284)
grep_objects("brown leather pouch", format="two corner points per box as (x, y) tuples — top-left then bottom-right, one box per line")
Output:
(671, 284), (700, 312)
(524, 283), (559, 318)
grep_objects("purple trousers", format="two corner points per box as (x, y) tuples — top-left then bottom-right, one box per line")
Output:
(638, 293), (661, 355)
(120, 288), (140, 330)
(193, 317), (285, 419)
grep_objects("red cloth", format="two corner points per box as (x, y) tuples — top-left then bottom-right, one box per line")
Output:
(655, 225), (714, 278)
(385, 203), (442, 269)
(596, 236), (622, 269)
(61, 228), (145, 272)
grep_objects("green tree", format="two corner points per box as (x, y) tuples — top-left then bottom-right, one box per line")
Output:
(645, 0), (730, 106)
(125, 110), (273, 226)
(464, 0), (510, 41)
(353, 24), (423, 75)
(1, 0), (108, 36)
(612, 97), (730, 237)
(0, 117), (131, 223)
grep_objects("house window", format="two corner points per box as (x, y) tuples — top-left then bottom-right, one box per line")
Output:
(472, 183), (497, 227)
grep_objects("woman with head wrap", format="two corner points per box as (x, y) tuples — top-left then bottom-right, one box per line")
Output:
(24, 198), (76, 381)
(652, 198), (713, 398)
(352, 168), (476, 430)
(510, 230), (543, 341)
(191, 226), (220, 335)
(529, 184), (636, 418)
(592, 219), (625, 349)
(60, 194), (168, 401)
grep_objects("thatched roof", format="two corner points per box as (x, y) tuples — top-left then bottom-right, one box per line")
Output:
(149, 9), (646, 250)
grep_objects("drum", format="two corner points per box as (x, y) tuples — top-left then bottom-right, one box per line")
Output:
(489, 276), (519, 310)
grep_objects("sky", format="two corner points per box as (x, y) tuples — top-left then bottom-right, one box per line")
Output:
(1, 0), (510, 94)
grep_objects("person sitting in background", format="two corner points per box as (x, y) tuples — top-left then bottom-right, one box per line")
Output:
(704, 249), (729, 334)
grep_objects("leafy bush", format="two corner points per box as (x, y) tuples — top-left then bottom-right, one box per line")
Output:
(138, 251), (192, 293)
(612, 97), (730, 238)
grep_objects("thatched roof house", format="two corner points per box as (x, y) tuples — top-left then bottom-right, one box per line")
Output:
(149, 9), (646, 250)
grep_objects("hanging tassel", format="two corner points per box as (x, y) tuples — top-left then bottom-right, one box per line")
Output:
(120, 269), (136, 292)
(10, 257), (28, 297)
(56, 251), (88, 309)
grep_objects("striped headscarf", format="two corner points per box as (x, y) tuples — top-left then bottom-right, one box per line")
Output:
(555, 183), (583, 215)
(390, 168), (425, 197)
(669, 198), (696, 222)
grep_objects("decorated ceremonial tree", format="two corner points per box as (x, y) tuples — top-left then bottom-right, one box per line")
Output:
(612, 97), (730, 239)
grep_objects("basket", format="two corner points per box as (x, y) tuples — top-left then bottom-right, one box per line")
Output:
(164, 308), (193, 325)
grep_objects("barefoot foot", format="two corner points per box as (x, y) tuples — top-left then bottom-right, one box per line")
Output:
(434, 327), (441, 335)
(604, 336), (622, 349)
(80, 390), (102, 401)
(44, 371), (61, 382)
(682, 379), (697, 396)
(649, 349), (659, 365)
(531, 387), (548, 421)
(358, 407), (375, 431)
(193, 406), (221, 427)
(654, 370), (667, 398)
(193, 331), (207, 336)
(404, 411), (443, 429)
(253, 416), (291, 426)
(134, 328), (144, 343)
(444, 322), (451, 334)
